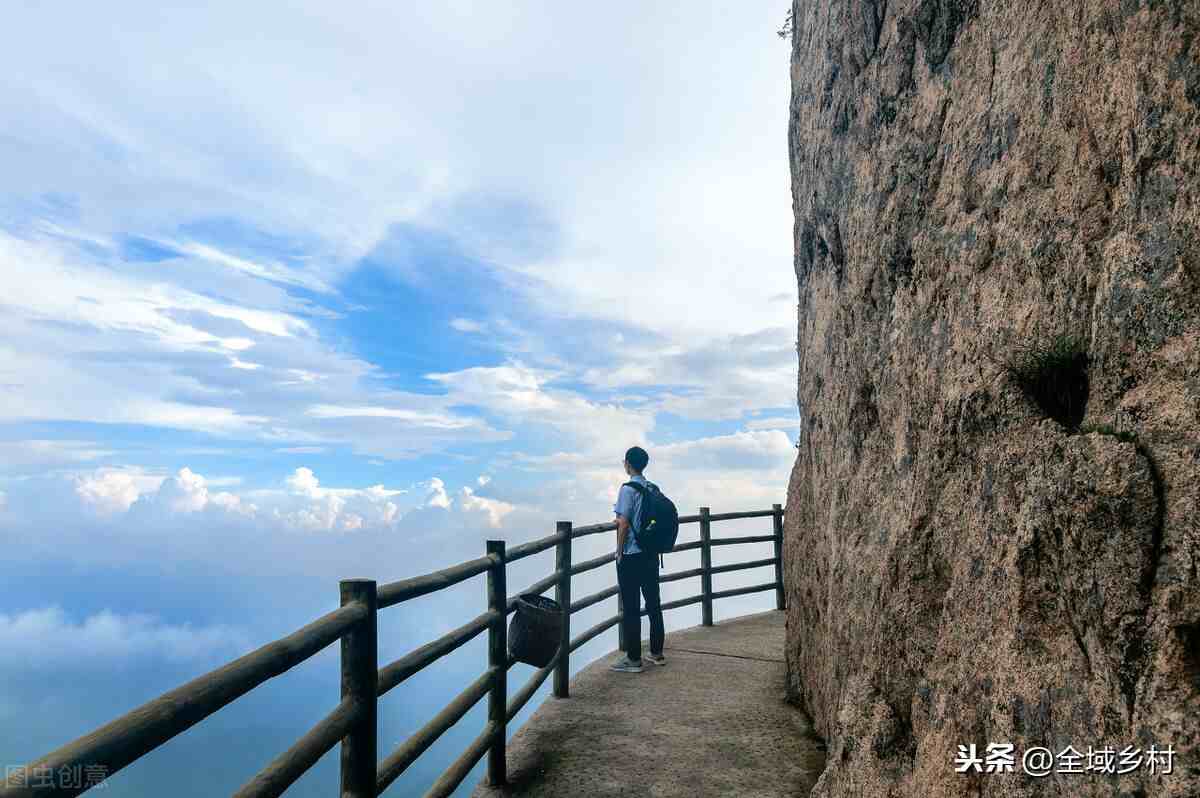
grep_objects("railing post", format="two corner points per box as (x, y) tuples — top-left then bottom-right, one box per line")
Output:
(554, 521), (572, 698)
(699, 506), (713, 626)
(772, 503), (786, 610)
(339, 579), (377, 798)
(486, 540), (507, 786)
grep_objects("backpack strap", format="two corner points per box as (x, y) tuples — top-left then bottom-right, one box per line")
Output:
(623, 481), (658, 497)
(621, 481), (648, 545)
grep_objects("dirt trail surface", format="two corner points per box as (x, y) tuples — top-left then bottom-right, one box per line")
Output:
(472, 611), (826, 797)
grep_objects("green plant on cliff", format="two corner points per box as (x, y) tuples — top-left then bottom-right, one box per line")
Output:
(1001, 334), (1089, 430)
(777, 9), (793, 40)
(1077, 422), (1138, 444)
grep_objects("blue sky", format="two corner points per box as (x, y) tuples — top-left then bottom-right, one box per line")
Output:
(0, 3), (799, 795)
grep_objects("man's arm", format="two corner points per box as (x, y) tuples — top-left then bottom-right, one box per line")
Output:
(615, 514), (630, 562)
(613, 483), (634, 562)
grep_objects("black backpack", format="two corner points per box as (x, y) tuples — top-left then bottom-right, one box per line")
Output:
(624, 481), (679, 555)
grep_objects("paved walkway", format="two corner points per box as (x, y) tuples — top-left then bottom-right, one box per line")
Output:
(473, 611), (826, 797)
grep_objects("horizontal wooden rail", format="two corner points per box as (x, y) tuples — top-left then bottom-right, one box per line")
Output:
(705, 509), (778, 521)
(656, 594), (705, 613)
(709, 533), (776, 547)
(0, 601), (367, 798)
(659, 566), (704, 584)
(570, 613), (623, 654)
(377, 609), (499, 696)
(670, 539), (703, 553)
(505, 530), (565, 562)
(569, 550), (615, 576)
(506, 661), (556, 723)
(424, 720), (499, 798)
(710, 581), (778, 601)
(233, 696), (362, 798)
(570, 584), (620, 614)
(378, 554), (498, 608)
(710, 556), (778, 576)
(376, 667), (497, 794)
(505, 570), (561, 612)
(568, 520), (617, 537)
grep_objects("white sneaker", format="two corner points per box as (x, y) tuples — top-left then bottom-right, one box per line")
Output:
(609, 655), (643, 673)
(644, 653), (666, 666)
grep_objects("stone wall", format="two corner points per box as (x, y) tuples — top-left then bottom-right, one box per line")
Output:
(784, 1), (1199, 795)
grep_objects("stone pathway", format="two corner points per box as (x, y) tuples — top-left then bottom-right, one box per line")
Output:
(472, 611), (826, 797)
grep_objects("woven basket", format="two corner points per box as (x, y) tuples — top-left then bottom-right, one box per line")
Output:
(507, 593), (563, 668)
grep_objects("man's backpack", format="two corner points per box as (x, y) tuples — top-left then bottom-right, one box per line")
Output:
(624, 481), (680, 555)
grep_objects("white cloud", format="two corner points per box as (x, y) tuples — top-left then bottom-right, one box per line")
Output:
(0, 231), (511, 459)
(209, 491), (255, 516)
(477, 475), (491, 486)
(153, 467), (211, 513)
(62, 465), (428, 531)
(652, 430), (795, 472)
(285, 466), (322, 498)
(0, 2), (792, 337)
(364, 484), (402, 501)
(168, 239), (333, 294)
(254, 468), (408, 530)
(281, 492), (347, 532)
(744, 416), (799, 432)
(74, 467), (165, 514)
(230, 357), (262, 370)
(426, 362), (655, 453)
(580, 327), (796, 420)
(0, 607), (249, 666)
(450, 317), (485, 333)
(458, 486), (514, 528)
(0, 440), (116, 472)
(424, 477), (452, 510)
(0, 4), (802, 479)
(305, 404), (483, 430)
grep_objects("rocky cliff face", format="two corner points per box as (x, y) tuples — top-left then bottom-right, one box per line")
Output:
(783, 1), (1199, 796)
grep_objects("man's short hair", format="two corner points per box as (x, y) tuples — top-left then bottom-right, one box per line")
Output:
(625, 446), (649, 472)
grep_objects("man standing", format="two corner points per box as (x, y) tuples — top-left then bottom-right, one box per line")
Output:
(610, 446), (666, 672)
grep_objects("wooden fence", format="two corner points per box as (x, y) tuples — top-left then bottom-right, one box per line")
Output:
(0, 504), (786, 797)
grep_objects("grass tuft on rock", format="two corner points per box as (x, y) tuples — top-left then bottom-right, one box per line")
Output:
(1002, 334), (1089, 429)
(1078, 422), (1138, 444)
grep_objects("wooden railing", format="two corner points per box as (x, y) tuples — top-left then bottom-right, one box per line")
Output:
(0, 503), (786, 798)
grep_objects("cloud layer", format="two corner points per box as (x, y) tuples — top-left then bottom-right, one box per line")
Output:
(0, 4), (799, 794)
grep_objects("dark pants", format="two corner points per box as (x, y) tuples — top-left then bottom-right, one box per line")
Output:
(617, 551), (664, 661)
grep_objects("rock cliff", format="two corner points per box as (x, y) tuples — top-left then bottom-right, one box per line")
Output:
(783, 1), (1199, 796)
